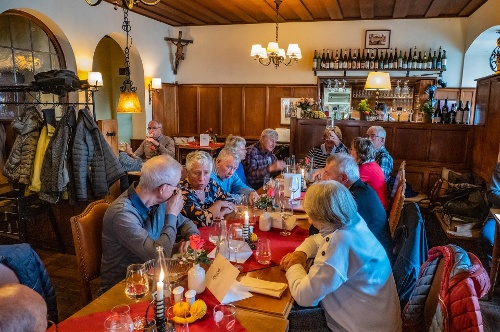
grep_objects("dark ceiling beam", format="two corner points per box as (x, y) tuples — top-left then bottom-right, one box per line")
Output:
(209, 0), (259, 23)
(286, 0), (314, 21)
(135, 2), (208, 25)
(359, 0), (374, 19)
(162, 0), (232, 25)
(459, 0), (487, 16)
(322, 0), (344, 20)
(425, 0), (449, 17)
(128, 6), (183, 26)
(393, 0), (412, 18)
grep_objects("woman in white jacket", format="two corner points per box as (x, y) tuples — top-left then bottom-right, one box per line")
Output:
(280, 181), (402, 332)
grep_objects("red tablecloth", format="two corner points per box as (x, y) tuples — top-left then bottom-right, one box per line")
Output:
(47, 289), (245, 332)
(199, 217), (309, 273)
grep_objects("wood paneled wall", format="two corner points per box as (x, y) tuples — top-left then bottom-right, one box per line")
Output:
(153, 84), (317, 140)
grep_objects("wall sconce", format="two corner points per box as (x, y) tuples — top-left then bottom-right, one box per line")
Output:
(87, 71), (103, 122)
(148, 78), (162, 104)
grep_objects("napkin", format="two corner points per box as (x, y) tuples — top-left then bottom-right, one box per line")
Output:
(239, 276), (288, 298)
(221, 280), (253, 304)
(208, 241), (253, 263)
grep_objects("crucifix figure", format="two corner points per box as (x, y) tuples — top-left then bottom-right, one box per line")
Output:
(165, 31), (193, 75)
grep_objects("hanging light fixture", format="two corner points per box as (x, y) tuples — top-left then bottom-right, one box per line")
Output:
(116, 6), (142, 114)
(250, 0), (301, 68)
(85, 0), (160, 10)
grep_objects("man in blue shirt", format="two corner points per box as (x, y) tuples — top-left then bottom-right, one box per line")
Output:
(101, 155), (199, 292)
(212, 148), (259, 203)
(366, 125), (393, 181)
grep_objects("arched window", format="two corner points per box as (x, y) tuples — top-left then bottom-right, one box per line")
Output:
(0, 10), (65, 119)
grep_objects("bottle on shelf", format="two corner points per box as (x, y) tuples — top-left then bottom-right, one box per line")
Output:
(320, 49), (326, 69)
(442, 50), (447, 71)
(456, 100), (464, 124)
(392, 48), (398, 69)
(417, 51), (423, 70)
(427, 48), (432, 69)
(402, 51), (408, 69)
(407, 48), (413, 69)
(463, 101), (470, 124)
(313, 50), (318, 70)
(370, 49), (375, 70)
(365, 49), (370, 69)
(432, 50), (437, 69)
(449, 103), (456, 124)
(437, 46), (442, 70)
(352, 49), (358, 69)
(325, 49), (331, 69)
(342, 50), (348, 69)
(329, 50), (334, 69)
(422, 51), (428, 69)
(334, 50), (340, 69)
(384, 49), (389, 69)
(441, 98), (449, 124)
(397, 49), (403, 69)
(374, 49), (379, 70)
(347, 49), (352, 69)
(412, 46), (418, 69)
(433, 99), (442, 123)
(360, 49), (365, 69)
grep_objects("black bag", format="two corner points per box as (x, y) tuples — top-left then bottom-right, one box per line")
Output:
(442, 187), (489, 223)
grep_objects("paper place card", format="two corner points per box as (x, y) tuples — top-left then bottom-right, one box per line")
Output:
(208, 241), (253, 263)
(239, 276), (288, 298)
(199, 134), (210, 146)
(205, 254), (252, 303)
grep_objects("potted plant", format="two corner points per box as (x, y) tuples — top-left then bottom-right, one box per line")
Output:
(420, 100), (434, 123)
(357, 99), (375, 121)
(294, 97), (316, 118)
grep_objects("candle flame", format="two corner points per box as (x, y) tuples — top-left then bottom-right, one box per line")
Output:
(159, 269), (164, 282)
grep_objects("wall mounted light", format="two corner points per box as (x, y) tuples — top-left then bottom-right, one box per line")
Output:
(148, 77), (162, 104)
(86, 71), (103, 122)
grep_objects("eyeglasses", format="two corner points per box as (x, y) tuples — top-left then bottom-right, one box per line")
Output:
(366, 134), (380, 139)
(147, 127), (160, 130)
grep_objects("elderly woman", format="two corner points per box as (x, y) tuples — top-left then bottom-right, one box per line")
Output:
(179, 150), (235, 227)
(225, 135), (248, 185)
(242, 128), (286, 190)
(211, 148), (260, 203)
(306, 126), (349, 169)
(281, 181), (401, 331)
(350, 137), (390, 210)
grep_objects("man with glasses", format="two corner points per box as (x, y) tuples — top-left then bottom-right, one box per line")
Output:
(366, 126), (393, 181)
(125, 120), (175, 160)
(101, 155), (199, 292)
(243, 128), (286, 190)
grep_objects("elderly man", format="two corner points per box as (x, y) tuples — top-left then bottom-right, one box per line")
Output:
(0, 283), (48, 332)
(366, 125), (393, 181)
(212, 148), (260, 203)
(243, 128), (286, 190)
(101, 155), (199, 292)
(310, 154), (393, 264)
(125, 120), (175, 159)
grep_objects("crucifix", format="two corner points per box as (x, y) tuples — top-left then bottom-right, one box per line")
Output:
(165, 31), (193, 75)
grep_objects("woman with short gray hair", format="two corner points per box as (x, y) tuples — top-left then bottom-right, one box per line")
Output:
(281, 181), (401, 331)
(225, 135), (248, 185)
(350, 137), (389, 210)
(179, 150), (235, 227)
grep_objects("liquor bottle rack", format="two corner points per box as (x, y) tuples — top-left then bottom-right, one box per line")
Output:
(312, 68), (445, 77)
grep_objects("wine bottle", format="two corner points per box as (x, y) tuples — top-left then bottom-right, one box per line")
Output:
(432, 51), (437, 69)
(370, 49), (375, 70)
(437, 46), (442, 69)
(463, 101), (470, 125)
(321, 49), (326, 69)
(329, 50), (334, 69)
(343, 50), (348, 69)
(442, 50), (447, 71)
(412, 46), (418, 69)
(407, 48), (413, 69)
(427, 48), (432, 69)
(456, 100), (464, 124)
(441, 98), (449, 124)
(449, 103), (456, 124)
(312, 50), (317, 70)
(325, 49), (330, 69)
(392, 48), (398, 69)
(417, 51), (423, 70)
(398, 49), (403, 69)
(334, 50), (339, 69)
(360, 49), (365, 69)
(374, 49), (379, 70)
(422, 51), (428, 69)
(433, 100), (442, 123)
(338, 49), (343, 69)
(353, 49), (358, 69)
(379, 50), (385, 69)
(388, 48), (394, 69)
(402, 51), (408, 69)
(365, 49), (370, 69)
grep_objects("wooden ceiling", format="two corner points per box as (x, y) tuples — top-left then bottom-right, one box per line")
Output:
(103, 0), (488, 27)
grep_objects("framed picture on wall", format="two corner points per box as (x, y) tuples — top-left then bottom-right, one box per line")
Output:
(365, 30), (391, 49)
(281, 98), (300, 125)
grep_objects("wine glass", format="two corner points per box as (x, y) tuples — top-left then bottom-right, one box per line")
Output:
(234, 194), (248, 215)
(209, 218), (227, 246)
(228, 223), (244, 271)
(279, 199), (292, 237)
(111, 305), (133, 331)
(289, 176), (300, 204)
(104, 314), (131, 332)
(125, 263), (149, 302)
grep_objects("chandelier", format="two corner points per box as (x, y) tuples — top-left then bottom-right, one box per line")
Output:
(85, 0), (160, 10)
(116, 6), (142, 113)
(250, 0), (301, 68)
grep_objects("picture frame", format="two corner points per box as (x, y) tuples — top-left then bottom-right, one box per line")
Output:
(280, 98), (301, 125)
(365, 30), (391, 49)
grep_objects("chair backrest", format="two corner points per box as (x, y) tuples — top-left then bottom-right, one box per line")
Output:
(389, 176), (406, 237)
(70, 199), (110, 305)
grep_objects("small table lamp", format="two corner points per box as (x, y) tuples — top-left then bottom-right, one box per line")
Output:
(364, 72), (392, 107)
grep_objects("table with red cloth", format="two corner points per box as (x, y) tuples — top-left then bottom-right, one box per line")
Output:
(176, 142), (225, 164)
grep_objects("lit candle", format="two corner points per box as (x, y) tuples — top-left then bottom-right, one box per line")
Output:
(244, 211), (249, 225)
(157, 269), (164, 301)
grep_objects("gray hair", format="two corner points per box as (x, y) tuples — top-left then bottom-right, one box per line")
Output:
(368, 125), (386, 138)
(139, 154), (182, 191)
(352, 137), (376, 163)
(185, 150), (213, 172)
(225, 135), (246, 150)
(260, 128), (278, 141)
(325, 154), (360, 182)
(303, 181), (359, 229)
(217, 148), (240, 164)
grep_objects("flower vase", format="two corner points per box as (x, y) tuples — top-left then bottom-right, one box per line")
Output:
(188, 263), (206, 294)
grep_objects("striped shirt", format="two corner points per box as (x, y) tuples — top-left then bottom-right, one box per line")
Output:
(306, 143), (349, 169)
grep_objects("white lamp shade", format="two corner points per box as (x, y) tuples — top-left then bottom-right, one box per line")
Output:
(267, 42), (279, 53)
(151, 77), (162, 89)
(278, 49), (286, 58)
(88, 72), (103, 87)
(286, 44), (300, 55)
(365, 72), (392, 90)
(258, 47), (268, 59)
(251, 44), (262, 56)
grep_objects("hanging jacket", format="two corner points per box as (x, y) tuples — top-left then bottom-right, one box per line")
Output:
(3, 106), (43, 184)
(30, 109), (56, 193)
(402, 244), (490, 331)
(39, 106), (77, 203)
(72, 107), (125, 201)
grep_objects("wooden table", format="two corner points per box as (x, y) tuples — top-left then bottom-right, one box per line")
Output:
(489, 208), (500, 299)
(175, 143), (224, 164)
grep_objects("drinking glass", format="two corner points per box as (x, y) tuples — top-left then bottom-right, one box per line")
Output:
(111, 305), (133, 331)
(166, 306), (189, 332)
(279, 199), (292, 237)
(289, 176), (300, 204)
(125, 263), (149, 302)
(234, 194), (249, 215)
(255, 239), (272, 265)
(104, 314), (131, 332)
(133, 317), (157, 332)
(209, 219), (227, 246)
(213, 304), (236, 331)
(228, 223), (244, 271)
(325, 117), (334, 131)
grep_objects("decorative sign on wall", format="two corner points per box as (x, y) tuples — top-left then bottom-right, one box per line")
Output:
(280, 98), (300, 125)
(365, 30), (391, 49)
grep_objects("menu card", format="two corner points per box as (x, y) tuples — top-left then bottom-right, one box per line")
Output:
(199, 134), (210, 146)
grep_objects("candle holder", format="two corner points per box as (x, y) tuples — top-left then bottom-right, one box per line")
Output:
(147, 292), (165, 332)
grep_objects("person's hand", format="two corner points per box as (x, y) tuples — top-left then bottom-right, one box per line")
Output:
(312, 169), (323, 182)
(249, 191), (260, 204)
(269, 160), (286, 172)
(125, 143), (133, 155)
(209, 200), (234, 218)
(172, 240), (190, 254)
(146, 137), (160, 147)
(280, 251), (307, 271)
(166, 189), (183, 216)
(329, 133), (341, 146)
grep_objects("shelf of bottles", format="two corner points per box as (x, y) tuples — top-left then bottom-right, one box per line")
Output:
(432, 99), (471, 125)
(312, 47), (447, 77)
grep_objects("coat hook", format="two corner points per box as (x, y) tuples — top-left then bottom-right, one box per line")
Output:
(106, 132), (116, 137)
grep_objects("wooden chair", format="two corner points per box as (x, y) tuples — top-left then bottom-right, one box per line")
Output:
(389, 161), (406, 237)
(70, 199), (110, 305)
